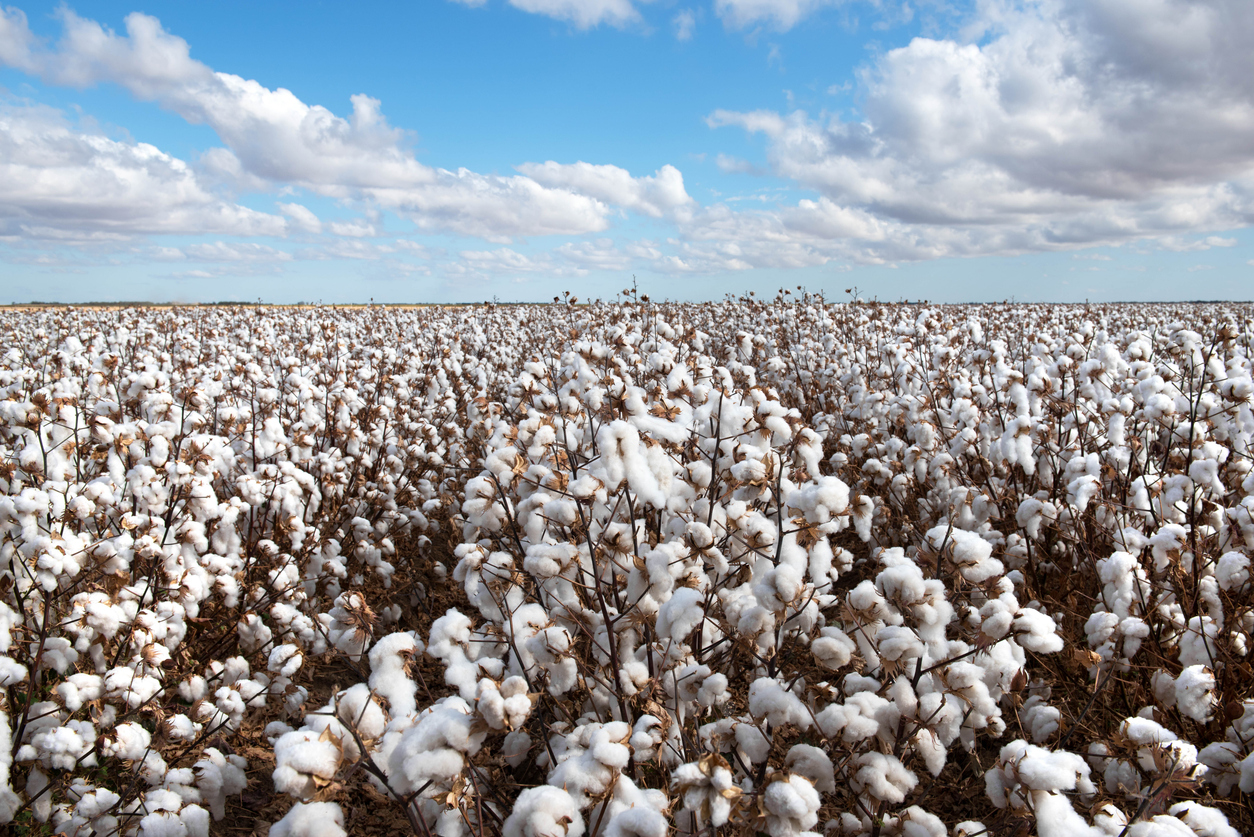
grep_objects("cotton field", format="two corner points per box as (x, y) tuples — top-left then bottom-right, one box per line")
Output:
(1, 298), (1252, 837)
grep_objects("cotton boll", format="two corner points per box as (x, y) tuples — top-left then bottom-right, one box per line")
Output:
(1021, 696), (1061, 743)
(1167, 802), (1240, 837)
(1215, 552), (1250, 592)
(0, 657), (28, 687)
(761, 774), (820, 837)
(852, 752), (916, 804)
(101, 722), (152, 760)
(387, 696), (485, 796)
(812, 627), (856, 670)
(1013, 608), (1064, 654)
(270, 802), (348, 837)
(336, 683), (388, 740)
(502, 786), (584, 837)
(1175, 665), (1216, 723)
(478, 676), (533, 731)
(194, 748), (247, 820)
(785, 744), (834, 794)
(656, 587), (706, 642)
(748, 678), (812, 729)
(272, 729), (344, 801)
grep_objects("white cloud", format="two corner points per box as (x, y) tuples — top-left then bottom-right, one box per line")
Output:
(714, 0), (838, 31)
(328, 219), (379, 238)
(279, 203), (322, 234)
(0, 104), (287, 239)
(707, 0), (1254, 259)
(674, 9), (697, 40)
(184, 242), (292, 262)
(715, 153), (761, 174)
(1158, 235), (1240, 252)
(554, 238), (632, 271)
(0, 9), (618, 240)
(516, 162), (696, 219)
(507, 0), (641, 29)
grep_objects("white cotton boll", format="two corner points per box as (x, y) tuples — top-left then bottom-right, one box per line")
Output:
(1013, 608), (1064, 653)
(502, 786), (584, 837)
(852, 752), (916, 803)
(1175, 665), (1216, 723)
(1179, 616), (1219, 667)
(911, 727), (946, 777)
(656, 587), (706, 641)
(812, 628), (856, 670)
(194, 748), (247, 820)
(731, 721), (770, 764)
(165, 714), (200, 743)
(104, 666), (162, 708)
(1167, 802), (1239, 837)
(179, 805), (210, 837)
(102, 722), (152, 760)
(1215, 552), (1250, 592)
(503, 730), (532, 768)
(273, 730), (343, 801)
(270, 802), (348, 837)
(35, 637), (78, 674)
(877, 625), (924, 662)
(785, 744), (835, 794)
(762, 774), (820, 837)
(954, 822), (987, 837)
(898, 806), (946, 837)
(749, 678), (811, 729)
(478, 676), (533, 731)
(336, 683), (387, 740)
(137, 811), (187, 837)
(601, 807), (668, 837)
(0, 657), (28, 687)
(387, 696), (485, 795)
(269, 644), (304, 680)
(1021, 696), (1061, 743)
(428, 609), (482, 700)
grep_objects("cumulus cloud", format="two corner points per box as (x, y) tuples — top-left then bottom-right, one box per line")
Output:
(0, 103), (287, 239)
(714, 0), (839, 31)
(516, 162), (697, 219)
(507, 0), (641, 29)
(279, 203), (322, 234)
(184, 242), (293, 262)
(328, 219), (379, 238)
(0, 8), (622, 240)
(706, 0), (1254, 260)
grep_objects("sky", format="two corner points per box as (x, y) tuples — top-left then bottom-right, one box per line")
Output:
(1, 0), (1253, 304)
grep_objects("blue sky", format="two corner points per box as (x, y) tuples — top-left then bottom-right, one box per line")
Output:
(2, 0), (1253, 303)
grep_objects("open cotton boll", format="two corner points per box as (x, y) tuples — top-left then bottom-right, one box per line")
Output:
(272, 729), (344, 801)
(852, 752), (916, 804)
(930, 527), (1003, 583)
(1175, 666), (1217, 724)
(671, 756), (740, 827)
(1168, 802), (1240, 837)
(761, 774), (820, 837)
(1215, 552), (1250, 592)
(502, 786), (584, 837)
(655, 587), (705, 642)
(387, 696), (485, 796)
(428, 609), (486, 700)
(548, 721), (633, 806)
(0, 656), (27, 686)
(748, 678), (812, 729)
(101, 722), (151, 760)
(270, 802), (347, 837)
(811, 627), (856, 670)
(785, 744), (834, 794)
(193, 748), (247, 820)
(477, 676), (533, 731)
